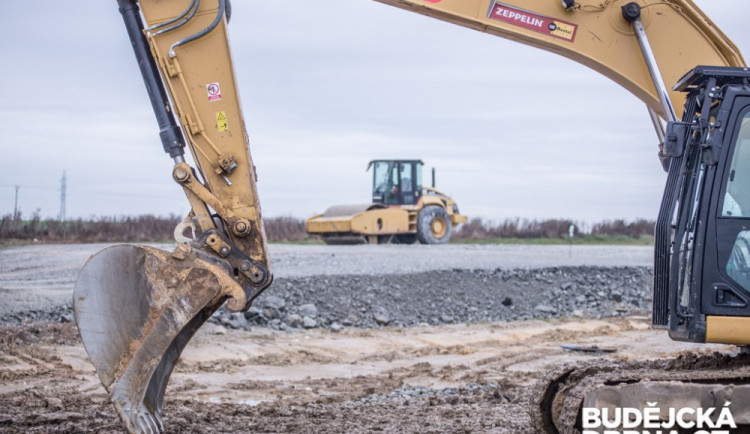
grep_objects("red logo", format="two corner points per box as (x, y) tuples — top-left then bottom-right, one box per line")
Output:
(488, 2), (577, 42)
(423, 0), (442, 3)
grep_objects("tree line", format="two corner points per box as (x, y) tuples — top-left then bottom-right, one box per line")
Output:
(0, 212), (309, 243)
(0, 212), (653, 244)
(452, 217), (655, 240)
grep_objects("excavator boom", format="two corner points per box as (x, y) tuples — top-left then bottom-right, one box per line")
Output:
(374, 0), (744, 121)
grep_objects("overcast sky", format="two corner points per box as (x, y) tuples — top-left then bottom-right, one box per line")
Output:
(0, 1), (747, 224)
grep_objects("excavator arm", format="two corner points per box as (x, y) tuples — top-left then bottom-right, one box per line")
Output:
(132, 0), (271, 293)
(74, 1), (271, 432)
(73, 1), (746, 433)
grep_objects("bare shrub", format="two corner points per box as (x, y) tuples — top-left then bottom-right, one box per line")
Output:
(454, 217), (655, 240)
(453, 217), (580, 240)
(0, 212), (181, 243)
(0, 213), (313, 243)
(591, 219), (654, 238)
(0, 213), (655, 244)
(262, 216), (308, 242)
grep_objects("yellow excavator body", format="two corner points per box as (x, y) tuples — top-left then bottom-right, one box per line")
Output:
(76, 0), (748, 433)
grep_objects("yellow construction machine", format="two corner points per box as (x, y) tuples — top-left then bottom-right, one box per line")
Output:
(75, 0), (750, 432)
(305, 159), (467, 244)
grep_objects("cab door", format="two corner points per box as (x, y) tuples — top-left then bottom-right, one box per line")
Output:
(372, 161), (399, 205)
(702, 100), (750, 317)
(398, 161), (421, 205)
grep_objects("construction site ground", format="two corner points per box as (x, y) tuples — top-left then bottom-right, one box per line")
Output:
(0, 244), (736, 433)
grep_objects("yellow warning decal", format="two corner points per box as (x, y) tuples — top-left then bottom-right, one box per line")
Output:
(216, 111), (228, 132)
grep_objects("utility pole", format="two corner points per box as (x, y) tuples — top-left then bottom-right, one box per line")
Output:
(568, 224), (575, 258)
(13, 185), (19, 217)
(59, 171), (67, 222)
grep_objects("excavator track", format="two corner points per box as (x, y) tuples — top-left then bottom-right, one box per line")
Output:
(529, 352), (750, 433)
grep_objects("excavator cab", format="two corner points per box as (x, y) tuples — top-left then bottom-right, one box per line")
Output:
(369, 159), (424, 206)
(654, 66), (750, 345)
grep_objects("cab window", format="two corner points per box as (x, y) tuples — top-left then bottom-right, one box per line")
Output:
(372, 161), (392, 202)
(727, 231), (750, 291)
(721, 112), (750, 291)
(400, 162), (414, 204)
(721, 113), (750, 217)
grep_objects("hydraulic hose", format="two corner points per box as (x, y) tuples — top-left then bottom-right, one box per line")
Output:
(169, 0), (226, 57)
(150, 0), (200, 36)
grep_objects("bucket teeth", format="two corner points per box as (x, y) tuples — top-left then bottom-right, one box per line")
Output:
(73, 244), (242, 433)
(133, 404), (162, 434)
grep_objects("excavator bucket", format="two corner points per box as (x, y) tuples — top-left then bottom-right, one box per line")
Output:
(73, 244), (244, 434)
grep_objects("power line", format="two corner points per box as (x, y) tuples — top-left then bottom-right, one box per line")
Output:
(0, 184), (57, 191)
(2, 184), (177, 200)
(66, 190), (178, 200)
(2, 177), (183, 218)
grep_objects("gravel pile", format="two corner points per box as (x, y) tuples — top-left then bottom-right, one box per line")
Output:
(210, 266), (652, 332)
(0, 303), (74, 326)
(0, 244), (652, 328)
(1, 264), (652, 330)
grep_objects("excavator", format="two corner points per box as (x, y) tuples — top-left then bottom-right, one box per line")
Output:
(73, 0), (748, 432)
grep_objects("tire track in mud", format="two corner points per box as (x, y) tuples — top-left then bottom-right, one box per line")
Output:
(0, 321), (536, 433)
(0, 315), (738, 433)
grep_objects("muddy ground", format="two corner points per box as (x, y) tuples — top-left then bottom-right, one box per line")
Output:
(0, 316), (734, 433)
(0, 244), (736, 433)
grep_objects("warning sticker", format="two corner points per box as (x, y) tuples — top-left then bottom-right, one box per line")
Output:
(206, 82), (222, 102)
(487, 1), (577, 42)
(216, 111), (228, 132)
